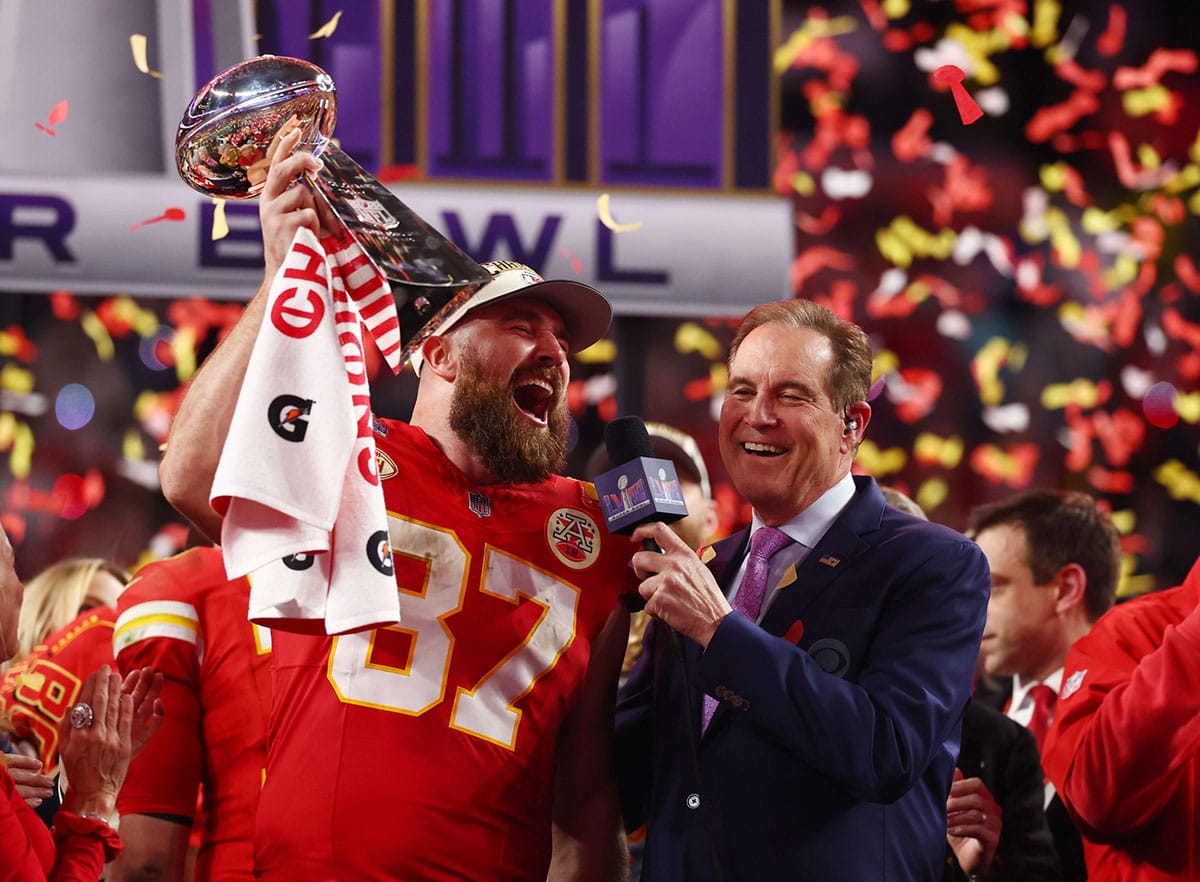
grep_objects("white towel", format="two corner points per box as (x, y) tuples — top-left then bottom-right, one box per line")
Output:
(211, 226), (401, 634)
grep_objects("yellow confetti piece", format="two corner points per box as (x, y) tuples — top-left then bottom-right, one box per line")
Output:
(212, 198), (230, 240)
(1136, 142), (1162, 170)
(1175, 391), (1200, 423)
(875, 216), (956, 269)
(130, 34), (163, 78)
(944, 24), (1003, 86)
(597, 193), (643, 233)
(674, 322), (723, 360)
(575, 338), (616, 363)
(1103, 254), (1139, 289)
(1030, 0), (1062, 48)
(172, 326), (198, 382)
(1044, 207), (1081, 268)
(112, 296), (160, 337)
(881, 0), (909, 20)
(1188, 189), (1200, 217)
(973, 337), (1012, 406)
(1155, 459), (1200, 504)
(873, 351), (900, 382)
(914, 433), (964, 468)
(1041, 377), (1104, 409)
(1117, 570), (1155, 599)
(1039, 162), (1068, 192)
(80, 310), (115, 361)
(310, 11), (343, 39)
(11, 421), (33, 478)
(0, 363), (35, 394)
(1080, 206), (1123, 235)
(1110, 509), (1136, 534)
(791, 172), (815, 196)
(773, 15), (857, 73)
(0, 412), (15, 448)
(1163, 163), (1200, 195)
(916, 478), (949, 513)
(707, 362), (729, 396)
(1122, 85), (1169, 118)
(853, 440), (907, 476)
(122, 428), (145, 462)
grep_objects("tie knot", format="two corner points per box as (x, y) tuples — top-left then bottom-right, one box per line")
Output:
(748, 526), (792, 562)
(1029, 683), (1057, 711)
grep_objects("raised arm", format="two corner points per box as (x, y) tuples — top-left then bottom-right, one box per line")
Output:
(159, 129), (325, 539)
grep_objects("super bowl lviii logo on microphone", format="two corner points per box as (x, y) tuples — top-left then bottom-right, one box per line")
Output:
(268, 394), (314, 442)
(594, 457), (688, 535)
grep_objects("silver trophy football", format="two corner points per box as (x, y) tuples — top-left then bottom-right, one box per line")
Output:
(175, 55), (490, 364)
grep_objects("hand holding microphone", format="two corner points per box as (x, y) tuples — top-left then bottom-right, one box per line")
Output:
(597, 416), (731, 646)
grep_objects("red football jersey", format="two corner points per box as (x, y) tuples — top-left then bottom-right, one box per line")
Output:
(0, 607), (116, 774)
(114, 546), (272, 882)
(254, 420), (635, 881)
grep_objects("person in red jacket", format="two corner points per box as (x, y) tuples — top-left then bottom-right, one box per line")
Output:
(0, 525), (164, 881)
(1042, 554), (1200, 881)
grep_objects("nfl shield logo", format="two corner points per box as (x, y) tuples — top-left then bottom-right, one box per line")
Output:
(468, 492), (492, 518)
(348, 198), (400, 229)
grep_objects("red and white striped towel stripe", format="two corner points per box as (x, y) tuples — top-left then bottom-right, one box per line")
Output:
(322, 232), (403, 373)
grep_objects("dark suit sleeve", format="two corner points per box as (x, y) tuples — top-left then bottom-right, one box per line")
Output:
(614, 620), (658, 832)
(990, 722), (1062, 881)
(696, 534), (988, 802)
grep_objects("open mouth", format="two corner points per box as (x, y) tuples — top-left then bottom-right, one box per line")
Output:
(741, 441), (784, 457)
(514, 377), (555, 426)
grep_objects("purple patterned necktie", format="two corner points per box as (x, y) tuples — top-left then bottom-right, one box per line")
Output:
(701, 526), (793, 731)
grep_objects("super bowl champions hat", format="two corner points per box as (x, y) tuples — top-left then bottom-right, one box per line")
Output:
(410, 260), (612, 373)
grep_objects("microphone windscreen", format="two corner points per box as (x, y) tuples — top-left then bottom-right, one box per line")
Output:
(605, 415), (654, 464)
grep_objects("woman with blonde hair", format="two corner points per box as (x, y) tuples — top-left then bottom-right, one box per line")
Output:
(8, 558), (129, 668)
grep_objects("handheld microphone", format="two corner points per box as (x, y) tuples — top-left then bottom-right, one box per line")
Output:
(596, 416), (690, 611)
(597, 416), (689, 552)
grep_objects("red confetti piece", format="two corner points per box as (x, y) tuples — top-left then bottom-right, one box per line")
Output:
(791, 245), (856, 291)
(931, 65), (983, 125)
(557, 245), (584, 274)
(1054, 58), (1107, 93)
(1173, 255), (1200, 293)
(49, 291), (79, 320)
(1025, 90), (1099, 143)
(891, 368), (942, 423)
(795, 206), (841, 235)
(34, 100), (68, 136)
(1097, 4), (1127, 57)
(969, 443), (1039, 487)
(1113, 48), (1198, 90)
(892, 109), (934, 163)
(859, 0), (887, 31)
(1087, 466), (1135, 494)
(129, 207), (186, 232)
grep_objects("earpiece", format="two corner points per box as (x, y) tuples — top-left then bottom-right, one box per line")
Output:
(844, 417), (859, 434)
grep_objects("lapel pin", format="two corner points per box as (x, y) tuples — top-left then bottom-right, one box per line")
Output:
(818, 555), (841, 567)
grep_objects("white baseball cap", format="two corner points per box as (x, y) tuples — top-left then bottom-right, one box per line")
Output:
(410, 259), (612, 373)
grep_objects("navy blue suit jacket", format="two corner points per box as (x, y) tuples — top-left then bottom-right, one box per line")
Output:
(615, 476), (990, 882)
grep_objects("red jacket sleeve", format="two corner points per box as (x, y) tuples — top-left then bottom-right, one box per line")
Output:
(1042, 582), (1200, 841)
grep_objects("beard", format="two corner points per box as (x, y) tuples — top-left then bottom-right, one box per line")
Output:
(449, 349), (569, 484)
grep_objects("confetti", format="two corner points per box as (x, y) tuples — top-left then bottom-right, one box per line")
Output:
(211, 198), (229, 240)
(129, 34), (163, 78)
(309, 10), (343, 40)
(931, 65), (984, 125)
(556, 244), (583, 274)
(596, 193), (643, 233)
(34, 100), (68, 136)
(130, 207), (186, 233)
